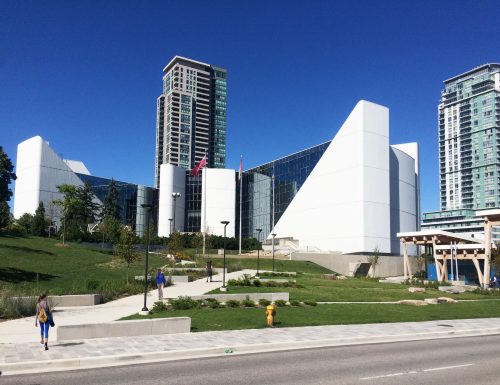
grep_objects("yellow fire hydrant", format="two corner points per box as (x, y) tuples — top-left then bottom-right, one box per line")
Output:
(265, 304), (276, 327)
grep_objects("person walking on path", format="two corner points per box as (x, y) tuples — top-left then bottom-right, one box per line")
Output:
(156, 268), (167, 300)
(35, 293), (53, 351)
(206, 260), (213, 282)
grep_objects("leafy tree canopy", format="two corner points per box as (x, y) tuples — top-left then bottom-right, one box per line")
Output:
(0, 146), (16, 203)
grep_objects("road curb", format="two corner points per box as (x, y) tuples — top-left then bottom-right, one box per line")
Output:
(3, 327), (500, 376)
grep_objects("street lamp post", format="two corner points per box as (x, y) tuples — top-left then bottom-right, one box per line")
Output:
(255, 228), (262, 279)
(172, 192), (181, 232)
(220, 221), (230, 292)
(141, 203), (153, 312)
(271, 233), (276, 272)
(168, 218), (173, 235)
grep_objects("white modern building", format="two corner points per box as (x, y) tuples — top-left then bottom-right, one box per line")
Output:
(13, 136), (156, 236)
(241, 100), (419, 255)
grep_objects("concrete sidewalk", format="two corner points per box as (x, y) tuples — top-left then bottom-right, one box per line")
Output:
(0, 269), (254, 344)
(2, 317), (500, 375)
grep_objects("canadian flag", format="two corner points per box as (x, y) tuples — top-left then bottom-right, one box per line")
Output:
(191, 155), (207, 176)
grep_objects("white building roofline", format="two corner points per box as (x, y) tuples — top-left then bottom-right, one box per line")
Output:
(163, 56), (212, 73)
(443, 63), (500, 84)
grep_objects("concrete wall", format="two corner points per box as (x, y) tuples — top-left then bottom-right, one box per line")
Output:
(291, 252), (418, 278)
(9, 294), (102, 307)
(57, 317), (191, 341)
(190, 292), (289, 302)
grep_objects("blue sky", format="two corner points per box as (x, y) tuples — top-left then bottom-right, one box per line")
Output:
(1, 0), (500, 215)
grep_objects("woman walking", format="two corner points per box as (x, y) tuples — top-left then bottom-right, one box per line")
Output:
(35, 293), (53, 351)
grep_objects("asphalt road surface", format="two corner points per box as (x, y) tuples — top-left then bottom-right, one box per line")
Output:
(3, 335), (500, 385)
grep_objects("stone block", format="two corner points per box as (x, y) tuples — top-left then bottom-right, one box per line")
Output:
(439, 286), (466, 294)
(397, 300), (428, 306)
(191, 292), (289, 303)
(9, 294), (102, 307)
(424, 298), (438, 304)
(437, 297), (458, 304)
(57, 317), (191, 341)
(408, 287), (426, 293)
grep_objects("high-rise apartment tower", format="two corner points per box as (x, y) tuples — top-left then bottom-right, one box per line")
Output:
(155, 56), (227, 187)
(439, 63), (500, 211)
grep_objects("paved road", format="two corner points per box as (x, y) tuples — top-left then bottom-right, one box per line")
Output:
(4, 335), (500, 385)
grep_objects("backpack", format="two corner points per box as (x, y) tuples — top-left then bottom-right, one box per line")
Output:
(39, 305), (48, 323)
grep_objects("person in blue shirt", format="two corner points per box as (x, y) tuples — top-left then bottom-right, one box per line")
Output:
(156, 268), (167, 300)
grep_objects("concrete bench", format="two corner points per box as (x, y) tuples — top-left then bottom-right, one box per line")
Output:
(190, 292), (289, 303)
(9, 294), (102, 307)
(57, 317), (191, 341)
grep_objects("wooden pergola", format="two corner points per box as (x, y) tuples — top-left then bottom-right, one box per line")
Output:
(398, 209), (500, 286)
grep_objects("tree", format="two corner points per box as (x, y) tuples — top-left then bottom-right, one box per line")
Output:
(16, 213), (34, 234)
(0, 147), (16, 229)
(32, 202), (47, 236)
(53, 183), (101, 242)
(76, 182), (100, 226)
(0, 202), (10, 230)
(102, 179), (120, 220)
(192, 233), (203, 257)
(115, 226), (138, 284)
(100, 216), (122, 244)
(367, 246), (381, 277)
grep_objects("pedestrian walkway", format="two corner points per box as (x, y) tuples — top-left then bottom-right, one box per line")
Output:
(2, 317), (500, 375)
(0, 269), (255, 344)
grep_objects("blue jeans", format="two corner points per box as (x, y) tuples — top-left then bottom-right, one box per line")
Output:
(40, 321), (50, 339)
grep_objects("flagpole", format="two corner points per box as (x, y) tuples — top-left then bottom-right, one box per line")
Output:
(202, 153), (207, 256)
(272, 162), (275, 233)
(238, 156), (243, 255)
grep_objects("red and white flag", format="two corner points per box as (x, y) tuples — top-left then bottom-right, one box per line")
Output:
(191, 155), (207, 176)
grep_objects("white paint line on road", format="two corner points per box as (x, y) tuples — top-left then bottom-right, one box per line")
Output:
(361, 363), (474, 380)
(423, 363), (474, 372)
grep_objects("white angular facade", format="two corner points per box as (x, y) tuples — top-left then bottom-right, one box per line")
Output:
(201, 168), (236, 237)
(13, 136), (88, 221)
(270, 101), (418, 254)
(158, 164), (186, 237)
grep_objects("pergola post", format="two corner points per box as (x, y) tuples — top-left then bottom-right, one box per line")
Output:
(484, 219), (492, 288)
(403, 241), (408, 280)
(472, 251), (484, 287)
(432, 237), (440, 281)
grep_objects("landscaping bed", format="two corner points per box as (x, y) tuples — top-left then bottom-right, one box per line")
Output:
(123, 301), (500, 332)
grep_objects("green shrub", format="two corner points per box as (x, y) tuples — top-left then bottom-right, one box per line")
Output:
(242, 296), (256, 307)
(86, 279), (100, 292)
(290, 300), (301, 307)
(227, 274), (252, 287)
(152, 301), (168, 313)
(0, 289), (40, 318)
(205, 298), (221, 308)
(258, 299), (271, 307)
(225, 299), (241, 308)
(253, 279), (261, 287)
(170, 296), (200, 310)
(274, 299), (287, 307)
(304, 300), (317, 306)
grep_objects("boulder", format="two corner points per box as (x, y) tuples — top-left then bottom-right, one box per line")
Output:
(424, 298), (438, 304)
(398, 300), (428, 306)
(408, 287), (426, 293)
(437, 297), (458, 304)
(438, 286), (466, 294)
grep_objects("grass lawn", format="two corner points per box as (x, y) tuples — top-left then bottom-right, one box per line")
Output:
(123, 301), (500, 332)
(0, 233), (168, 297)
(208, 275), (500, 302)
